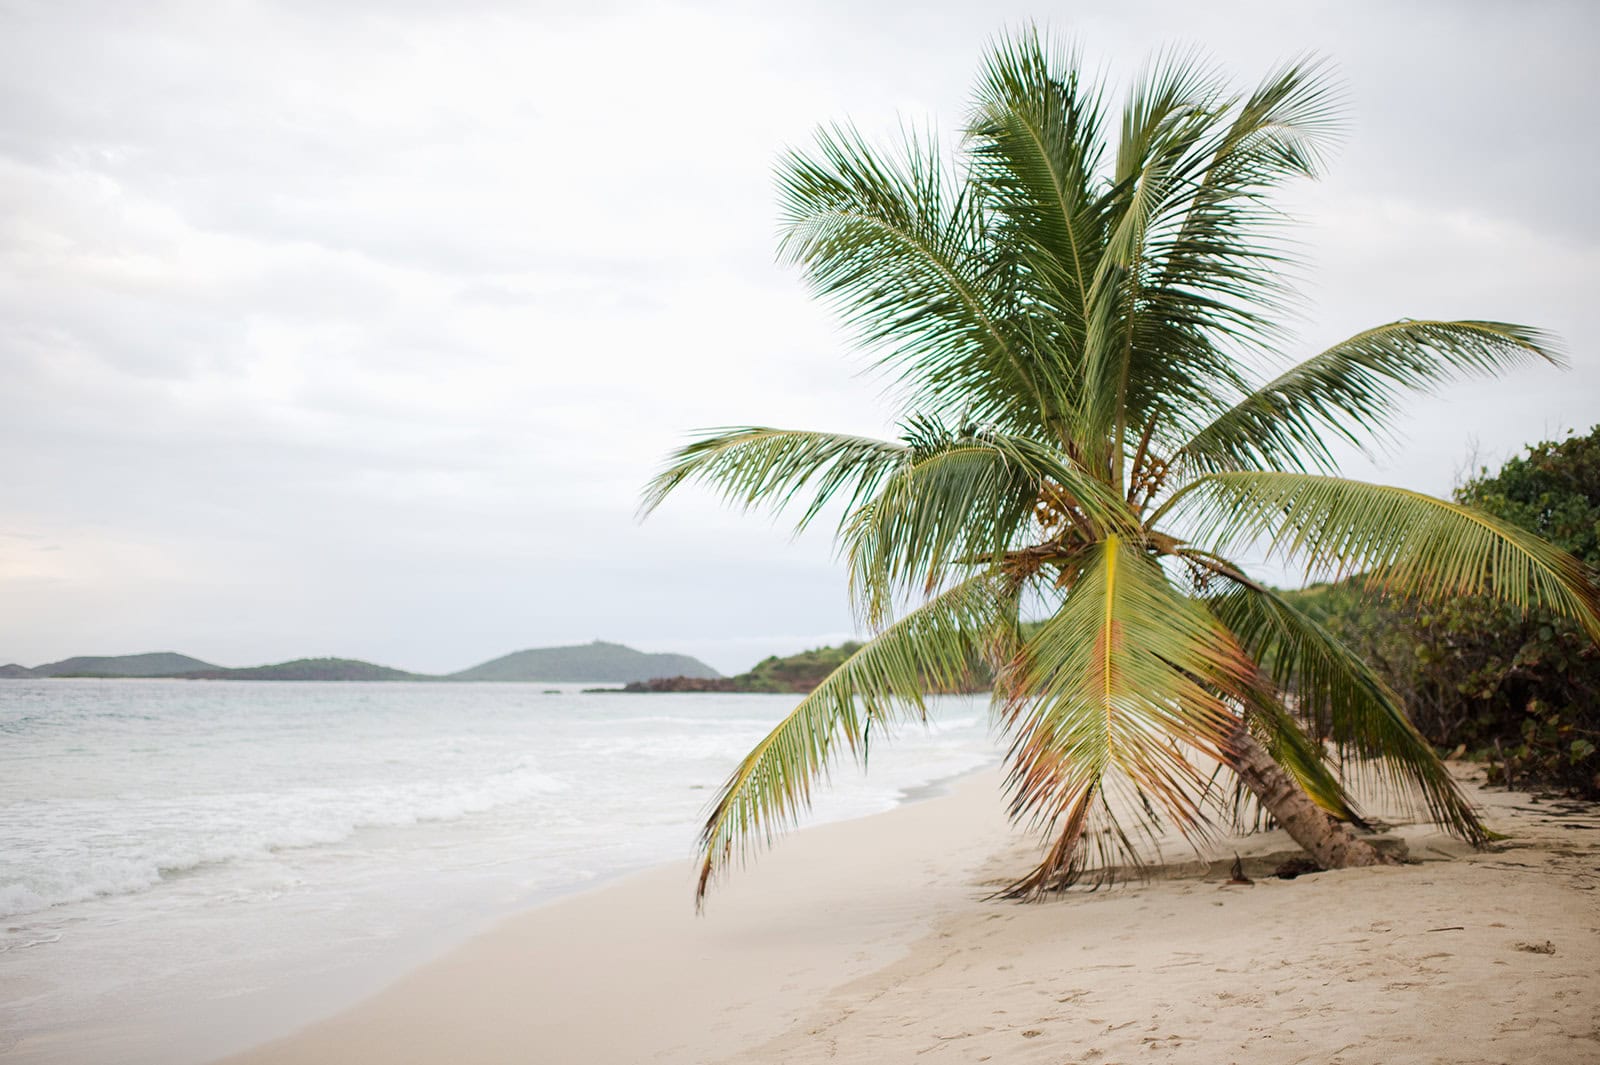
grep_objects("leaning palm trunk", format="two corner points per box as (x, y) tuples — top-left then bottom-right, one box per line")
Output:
(1001, 720), (1389, 899)
(642, 30), (1600, 906)
(1227, 727), (1391, 870)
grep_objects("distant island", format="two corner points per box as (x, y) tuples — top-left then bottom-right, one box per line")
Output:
(19, 652), (217, 678)
(450, 642), (715, 683)
(176, 658), (427, 682)
(0, 638), (999, 698)
(623, 641), (990, 695)
(622, 643), (859, 693)
(0, 640), (721, 684)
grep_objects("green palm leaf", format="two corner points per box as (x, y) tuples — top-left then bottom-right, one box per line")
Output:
(967, 29), (1107, 429)
(693, 573), (1018, 906)
(1177, 321), (1562, 475)
(1128, 58), (1344, 451)
(1162, 472), (1600, 638)
(777, 125), (1048, 433)
(639, 427), (908, 534)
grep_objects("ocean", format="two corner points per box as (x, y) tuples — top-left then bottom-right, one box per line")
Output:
(0, 679), (998, 1064)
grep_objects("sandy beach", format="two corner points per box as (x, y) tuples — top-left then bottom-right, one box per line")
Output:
(209, 765), (1600, 1065)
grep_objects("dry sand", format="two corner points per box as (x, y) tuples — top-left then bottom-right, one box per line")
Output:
(221, 767), (1599, 1065)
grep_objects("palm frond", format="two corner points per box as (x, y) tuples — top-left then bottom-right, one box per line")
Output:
(1100, 49), (1248, 466)
(999, 536), (1250, 894)
(639, 427), (907, 534)
(1126, 57), (1345, 453)
(1084, 48), (1230, 477)
(1177, 321), (1563, 475)
(693, 573), (1019, 906)
(1205, 575), (1486, 842)
(777, 124), (1048, 433)
(1162, 472), (1600, 639)
(1082, 50), (1342, 482)
(966, 29), (1108, 429)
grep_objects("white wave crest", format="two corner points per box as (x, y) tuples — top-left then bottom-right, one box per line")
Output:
(0, 763), (566, 919)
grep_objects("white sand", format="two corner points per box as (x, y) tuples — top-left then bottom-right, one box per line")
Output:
(221, 767), (1599, 1065)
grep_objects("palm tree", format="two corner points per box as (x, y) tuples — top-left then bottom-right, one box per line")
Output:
(641, 32), (1600, 905)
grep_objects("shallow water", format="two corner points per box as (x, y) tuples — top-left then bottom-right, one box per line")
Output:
(0, 679), (998, 1063)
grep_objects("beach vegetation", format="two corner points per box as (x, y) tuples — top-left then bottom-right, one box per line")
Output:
(642, 31), (1600, 903)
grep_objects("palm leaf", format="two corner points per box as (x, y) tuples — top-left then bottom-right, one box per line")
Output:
(999, 536), (1250, 894)
(639, 427), (907, 534)
(1161, 472), (1600, 639)
(1177, 321), (1563, 475)
(777, 124), (1049, 433)
(1128, 57), (1344, 453)
(1095, 48), (1239, 476)
(693, 573), (1018, 906)
(966, 28), (1108, 430)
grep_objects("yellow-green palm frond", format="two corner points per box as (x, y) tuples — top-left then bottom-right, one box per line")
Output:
(999, 536), (1251, 895)
(1162, 472), (1600, 639)
(693, 573), (1019, 907)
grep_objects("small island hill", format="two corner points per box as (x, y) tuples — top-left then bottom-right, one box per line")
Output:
(0, 640), (720, 684)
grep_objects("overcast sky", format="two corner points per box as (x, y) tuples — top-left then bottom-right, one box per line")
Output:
(2, 0), (1595, 674)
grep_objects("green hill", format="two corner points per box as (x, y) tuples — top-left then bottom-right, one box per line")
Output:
(624, 640), (991, 694)
(0, 663), (37, 678)
(731, 642), (862, 692)
(31, 652), (218, 678)
(450, 640), (720, 683)
(177, 658), (425, 681)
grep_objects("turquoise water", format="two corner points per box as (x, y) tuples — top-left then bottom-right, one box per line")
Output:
(0, 679), (997, 1064)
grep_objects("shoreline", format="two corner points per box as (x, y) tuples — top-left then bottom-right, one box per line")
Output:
(2, 763), (1003, 1065)
(215, 764), (1600, 1065)
(218, 767), (1019, 1065)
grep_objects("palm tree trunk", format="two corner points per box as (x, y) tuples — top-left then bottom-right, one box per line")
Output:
(1227, 725), (1396, 870)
